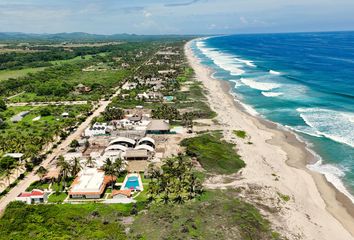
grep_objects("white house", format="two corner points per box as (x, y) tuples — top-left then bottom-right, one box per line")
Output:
(84, 122), (113, 137)
(69, 168), (114, 199)
(16, 189), (49, 204)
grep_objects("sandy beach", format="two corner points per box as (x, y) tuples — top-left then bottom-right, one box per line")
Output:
(185, 40), (354, 240)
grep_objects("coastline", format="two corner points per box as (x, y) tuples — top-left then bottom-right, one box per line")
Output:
(185, 40), (354, 239)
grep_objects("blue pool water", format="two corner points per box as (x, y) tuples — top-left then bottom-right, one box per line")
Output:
(123, 176), (140, 190)
(192, 31), (354, 201)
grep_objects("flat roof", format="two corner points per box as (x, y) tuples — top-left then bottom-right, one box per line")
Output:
(4, 153), (24, 159)
(146, 120), (170, 131)
(124, 149), (148, 158)
(69, 168), (105, 195)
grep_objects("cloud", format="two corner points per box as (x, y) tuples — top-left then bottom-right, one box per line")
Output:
(240, 16), (249, 24)
(164, 0), (200, 7)
(143, 10), (152, 18)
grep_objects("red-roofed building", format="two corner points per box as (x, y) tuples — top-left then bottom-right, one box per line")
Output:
(16, 189), (49, 204)
(112, 189), (132, 199)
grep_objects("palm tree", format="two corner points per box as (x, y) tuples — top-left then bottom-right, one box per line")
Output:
(70, 157), (82, 176)
(56, 155), (70, 190)
(3, 168), (14, 187)
(103, 158), (115, 189)
(85, 157), (96, 168)
(173, 194), (185, 204)
(36, 166), (48, 182)
(161, 194), (170, 204)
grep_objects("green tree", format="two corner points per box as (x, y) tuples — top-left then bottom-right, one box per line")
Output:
(56, 155), (71, 190)
(0, 99), (6, 112)
(85, 157), (95, 168)
(69, 140), (80, 148)
(36, 166), (48, 182)
(103, 107), (124, 121)
(70, 157), (82, 177)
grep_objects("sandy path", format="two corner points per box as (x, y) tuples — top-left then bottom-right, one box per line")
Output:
(185, 40), (354, 240)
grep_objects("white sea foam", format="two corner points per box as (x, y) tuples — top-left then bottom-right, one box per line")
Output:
(308, 160), (354, 203)
(297, 108), (354, 148)
(229, 80), (243, 88)
(285, 125), (322, 138)
(241, 78), (281, 91)
(269, 70), (281, 75)
(234, 57), (256, 67)
(261, 91), (283, 97)
(196, 40), (254, 76)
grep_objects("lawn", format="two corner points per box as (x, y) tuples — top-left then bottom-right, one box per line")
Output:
(0, 67), (47, 81)
(47, 192), (68, 203)
(181, 131), (245, 174)
(0, 201), (129, 240)
(26, 180), (50, 191)
(130, 190), (282, 240)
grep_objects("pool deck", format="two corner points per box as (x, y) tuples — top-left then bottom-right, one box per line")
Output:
(121, 173), (144, 191)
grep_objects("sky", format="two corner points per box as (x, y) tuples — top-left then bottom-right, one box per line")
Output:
(0, 0), (354, 35)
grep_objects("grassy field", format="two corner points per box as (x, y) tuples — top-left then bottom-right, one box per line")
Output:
(175, 81), (216, 119)
(8, 67), (129, 102)
(181, 131), (245, 174)
(130, 190), (282, 240)
(0, 67), (47, 81)
(50, 54), (93, 65)
(0, 201), (129, 240)
(0, 55), (95, 82)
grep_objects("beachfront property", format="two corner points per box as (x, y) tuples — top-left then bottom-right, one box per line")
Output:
(16, 189), (49, 204)
(69, 168), (116, 199)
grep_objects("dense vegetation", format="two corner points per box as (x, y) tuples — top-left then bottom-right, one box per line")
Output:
(0, 104), (91, 159)
(131, 190), (282, 240)
(181, 131), (245, 174)
(147, 155), (203, 204)
(0, 201), (130, 240)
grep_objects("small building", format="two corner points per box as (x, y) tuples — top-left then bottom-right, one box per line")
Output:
(85, 122), (112, 137)
(124, 149), (148, 161)
(128, 114), (142, 123)
(11, 111), (30, 123)
(146, 120), (170, 134)
(4, 153), (24, 162)
(75, 84), (91, 93)
(16, 189), (48, 204)
(112, 189), (132, 199)
(62, 112), (69, 118)
(69, 168), (115, 199)
(122, 82), (138, 90)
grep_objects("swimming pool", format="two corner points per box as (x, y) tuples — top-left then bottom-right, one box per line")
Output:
(122, 176), (140, 190)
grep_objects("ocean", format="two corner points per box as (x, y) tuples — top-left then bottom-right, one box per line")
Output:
(192, 31), (354, 202)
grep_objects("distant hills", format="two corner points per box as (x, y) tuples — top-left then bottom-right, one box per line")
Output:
(0, 32), (200, 42)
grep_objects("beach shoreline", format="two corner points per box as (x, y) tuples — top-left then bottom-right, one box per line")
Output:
(185, 39), (354, 239)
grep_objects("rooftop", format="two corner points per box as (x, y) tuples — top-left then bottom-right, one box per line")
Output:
(147, 120), (170, 131)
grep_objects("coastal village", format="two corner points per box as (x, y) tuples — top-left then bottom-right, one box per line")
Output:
(1, 44), (192, 205)
(0, 37), (353, 240)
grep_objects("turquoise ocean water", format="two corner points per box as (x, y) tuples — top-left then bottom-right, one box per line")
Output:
(192, 32), (354, 201)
